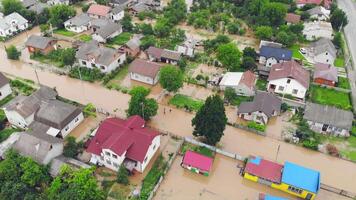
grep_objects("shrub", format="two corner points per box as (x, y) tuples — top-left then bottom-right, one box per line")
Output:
(6, 45), (21, 60)
(63, 136), (80, 158)
(83, 103), (96, 117)
(116, 165), (129, 185)
(326, 144), (340, 157)
(247, 121), (266, 132)
(302, 139), (319, 150)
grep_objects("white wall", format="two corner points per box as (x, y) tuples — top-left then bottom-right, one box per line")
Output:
(78, 53), (126, 73)
(4, 110), (34, 129)
(177, 45), (194, 57)
(130, 72), (157, 85)
(43, 143), (64, 165)
(314, 51), (335, 65)
(259, 57), (280, 67)
(307, 121), (350, 137)
(101, 149), (126, 171)
(111, 11), (124, 21)
(64, 23), (89, 33)
(239, 111), (269, 124)
(60, 112), (84, 138)
(268, 78), (307, 99)
(0, 84), (12, 101)
(137, 135), (160, 172)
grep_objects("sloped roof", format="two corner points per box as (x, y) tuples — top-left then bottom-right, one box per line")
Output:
(29, 2), (48, 14)
(95, 22), (122, 39)
(76, 41), (122, 66)
(245, 156), (283, 183)
(239, 70), (256, 90)
(5, 12), (28, 26)
(65, 13), (92, 26)
(128, 59), (162, 78)
(303, 102), (353, 130)
(125, 34), (143, 50)
(25, 35), (56, 50)
(131, 2), (149, 13)
(0, 72), (9, 88)
(259, 46), (292, 61)
(268, 60), (310, 88)
(296, 0), (332, 8)
(313, 63), (338, 82)
(146, 46), (164, 58)
(161, 49), (181, 61)
(307, 6), (330, 17)
(282, 161), (320, 193)
(86, 116), (159, 163)
(87, 4), (111, 17)
(112, 6), (124, 14)
(237, 91), (281, 117)
(182, 150), (213, 172)
(285, 13), (301, 24)
(309, 37), (337, 58)
(22, 0), (37, 8)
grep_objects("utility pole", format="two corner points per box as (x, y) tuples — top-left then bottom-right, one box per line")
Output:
(275, 144), (281, 162)
(34, 69), (40, 85)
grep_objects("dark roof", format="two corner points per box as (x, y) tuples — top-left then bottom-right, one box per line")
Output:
(0, 72), (9, 88)
(112, 6), (124, 14)
(25, 35), (56, 50)
(303, 102), (353, 130)
(268, 60), (310, 88)
(128, 59), (161, 78)
(146, 46), (163, 58)
(87, 116), (159, 162)
(28, 121), (63, 143)
(65, 13), (92, 26)
(131, 2), (149, 13)
(22, 0), (37, 8)
(313, 63), (338, 82)
(237, 91), (282, 117)
(259, 46), (292, 61)
(161, 49), (181, 61)
(28, 2), (48, 14)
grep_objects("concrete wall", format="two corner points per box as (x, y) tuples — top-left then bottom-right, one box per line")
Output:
(138, 135), (160, 172)
(238, 111), (269, 125)
(43, 143), (64, 165)
(130, 72), (158, 85)
(0, 84), (12, 101)
(60, 112), (84, 138)
(307, 120), (350, 137)
(268, 78), (307, 99)
(314, 51), (335, 65)
(78, 53), (126, 73)
(4, 110), (34, 129)
(64, 23), (89, 33)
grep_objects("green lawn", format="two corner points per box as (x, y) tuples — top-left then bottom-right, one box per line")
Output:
(54, 29), (76, 37)
(338, 77), (351, 90)
(0, 95), (14, 107)
(256, 79), (267, 91)
(108, 32), (132, 45)
(232, 95), (253, 106)
(334, 57), (345, 68)
(78, 34), (92, 42)
(169, 94), (204, 112)
(181, 142), (214, 158)
(289, 44), (306, 61)
(0, 128), (20, 143)
(310, 85), (352, 110)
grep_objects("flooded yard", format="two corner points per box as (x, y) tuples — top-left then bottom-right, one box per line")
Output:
(68, 114), (106, 142)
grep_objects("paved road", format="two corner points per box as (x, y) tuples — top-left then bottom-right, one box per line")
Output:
(337, 0), (356, 113)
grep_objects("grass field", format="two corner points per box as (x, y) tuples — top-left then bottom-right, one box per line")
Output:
(54, 29), (76, 37)
(108, 32), (132, 45)
(0, 128), (20, 143)
(256, 79), (267, 91)
(310, 85), (352, 110)
(169, 94), (204, 112)
(78, 34), (92, 42)
(338, 77), (351, 90)
(289, 44), (306, 61)
(334, 57), (345, 68)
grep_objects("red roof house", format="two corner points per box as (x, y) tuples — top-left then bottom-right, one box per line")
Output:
(181, 150), (214, 176)
(87, 4), (112, 18)
(87, 115), (160, 172)
(244, 156), (283, 183)
(296, 0), (332, 9)
(285, 13), (301, 24)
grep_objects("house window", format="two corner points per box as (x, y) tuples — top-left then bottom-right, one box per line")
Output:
(64, 126), (69, 131)
(153, 144), (156, 150)
(105, 152), (111, 156)
(100, 66), (106, 70)
(75, 117), (79, 122)
(287, 79), (291, 84)
(144, 156), (148, 163)
(82, 61), (86, 65)
(292, 89), (298, 94)
(326, 52), (328, 55)
(117, 59), (121, 63)
(326, 59), (329, 63)
(278, 86), (284, 91)
(288, 186), (303, 194)
(0, 92), (2, 96)
(91, 63), (96, 68)
(113, 162), (118, 168)
(106, 159), (112, 165)
(112, 154), (118, 159)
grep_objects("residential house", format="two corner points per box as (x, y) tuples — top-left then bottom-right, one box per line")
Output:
(303, 102), (353, 136)
(76, 41), (126, 73)
(244, 156), (320, 200)
(110, 0), (135, 7)
(21, 0), (37, 9)
(86, 116), (160, 172)
(130, 2), (150, 15)
(307, 38), (337, 65)
(13, 131), (63, 165)
(92, 22), (122, 43)
(181, 150), (213, 176)
(87, 4), (124, 21)
(259, 194), (287, 200)
(307, 6), (330, 21)
(25, 35), (57, 55)
(313, 63), (338, 86)
(146, 46), (163, 61)
(303, 21), (333, 40)
(146, 46), (181, 65)
(128, 59), (162, 85)
(259, 45), (292, 68)
(28, 2), (48, 14)
(296, 0), (332, 9)
(285, 13), (301, 25)
(237, 91), (282, 125)
(177, 38), (200, 57)
(219, 71), (256, 96)
(0, 12), (29, 37)
(46, 0), (69, 6)
(267, 61), (310, 99)
(119, 34), (143, 57)
(0, 73), (12, 101)
(64, 13), (92, 33)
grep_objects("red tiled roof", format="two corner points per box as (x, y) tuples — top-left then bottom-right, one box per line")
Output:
(245, 156), (283, 183)
(239, 70), (256, 90)
(87, 4), (111, 17)
(86, 116), (159, 162)
(182, 150), (213, 172)
(268, 60), (310, 88)
(296, 0), (332, 8)
(285, 13), (301, 24)
(146, 46), (164, 59)
(128, 59), (162, 78)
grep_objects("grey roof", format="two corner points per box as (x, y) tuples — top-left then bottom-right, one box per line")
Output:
(303, 102), (353, 130)
(259, 46), (292, 61)
(307, 6), (326, 16)
(22, 0), (37, 8)
(0, 72), (9, 88)
(65, 13), (92, 26)
(34, 100), (82, 130)
(5, 12), (28, 26)
(310, 38), (337, 58)
(112, 6), (124, 14)
(237, 91), (282, 117)
(95, 22), (122, 39)
(13, 132), (62, 164)
(28, 121), (63, 143)
(125, 34), (143, 50)
(90, 18), (110, 28)
(161, 49), (181, 61)
(29, 2), (48, 14)
(111, 0), (131, 5)
(25, 35), (55, 49)
(313, 63), (338, 82)
(0, 21), (9, 30)
(76, 41), (122, 66)
(132, 2), (149, 13)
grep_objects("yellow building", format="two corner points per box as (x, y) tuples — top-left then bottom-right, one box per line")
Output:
(244, 156), (320, 200)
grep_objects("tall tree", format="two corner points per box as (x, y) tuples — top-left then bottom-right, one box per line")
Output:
(127, 86), (158, 120)
(49, 5), (76, 28)
(192, 95), (227, 145)
(5, 45), (21, 60)
(255, 26), (273, 40)
(1, 0), (24, 15)
(330, 8), (348, 31)
(261, 2), (287, 27)
(216, 43), (242, 71)
(159, 66), (184, 93)
(117, 165), (129, 185)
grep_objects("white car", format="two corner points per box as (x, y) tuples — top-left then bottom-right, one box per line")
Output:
(299, 48), (307, 54)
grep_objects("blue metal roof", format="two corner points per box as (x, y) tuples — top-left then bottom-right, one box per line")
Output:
(249, 156), (261, 165)
(265, 194), (288, 200)
(259, 46), (292, 61)
(281, 162), (320, 193)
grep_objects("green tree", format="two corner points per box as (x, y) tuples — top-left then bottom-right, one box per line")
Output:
(49, 5), (76, 28)
(159, 66), (184, 92)
(20, 158), (49, 187)
(95, 0), (108, 5)
(330, 8), (348, 31)
(242, 56), (257, 69)
(139, 23), (154, 35)
(204, 35), (231, 53)
(1, 0), (24, 15)
(60, 48), (76, 66)
(224, 87), (237, 104)
(261, 2), (287, 26)
(255, 26), (273, 40)
(127, 86), (158, 120)
(227, 22), (240, 34)
(117, 165), (129, 185)
(243, 47), (258, 60)
(333, 32), (343, 48)
(140, 35), (157, 50)
(163, 0), (187, 25)
(63, 136), (80, 158)
(216, 43), (242, 71)
(154, 18), (171, 38)
(276, 30), (297, 47)
(6, 45), (21, 60)
(122, 13), (134, 32)
(192, 95), (227, 145)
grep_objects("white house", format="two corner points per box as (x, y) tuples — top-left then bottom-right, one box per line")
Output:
(47, 0), (69, 6)
(307, 38), (337, 65)
(237, 91), (282, 125)
(128, 59), (162, 85)
(0, 72), (12, 101)
(76, 41), (126, 73)
(303, 102), (353, 137)
(259, 45), (292, 68)
(219, 71), (256, 96)
(92, 22), (122, 43)
(267, 61), (310, 99)
(303, 21), (333, 41)
(87, 116), (160, 173)
(177, 37), (200, 57)
(146, 46), (182, 65)
(307, 6), (330, 21)
(87, 4), (124, 21)
(64, 13), (92, 33)
(0, 12), (28, 37)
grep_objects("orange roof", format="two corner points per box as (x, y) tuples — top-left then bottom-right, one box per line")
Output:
(87, 4), (111, 17)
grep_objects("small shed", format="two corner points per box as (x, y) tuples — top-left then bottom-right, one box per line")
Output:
(181, 150), (213, 176)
